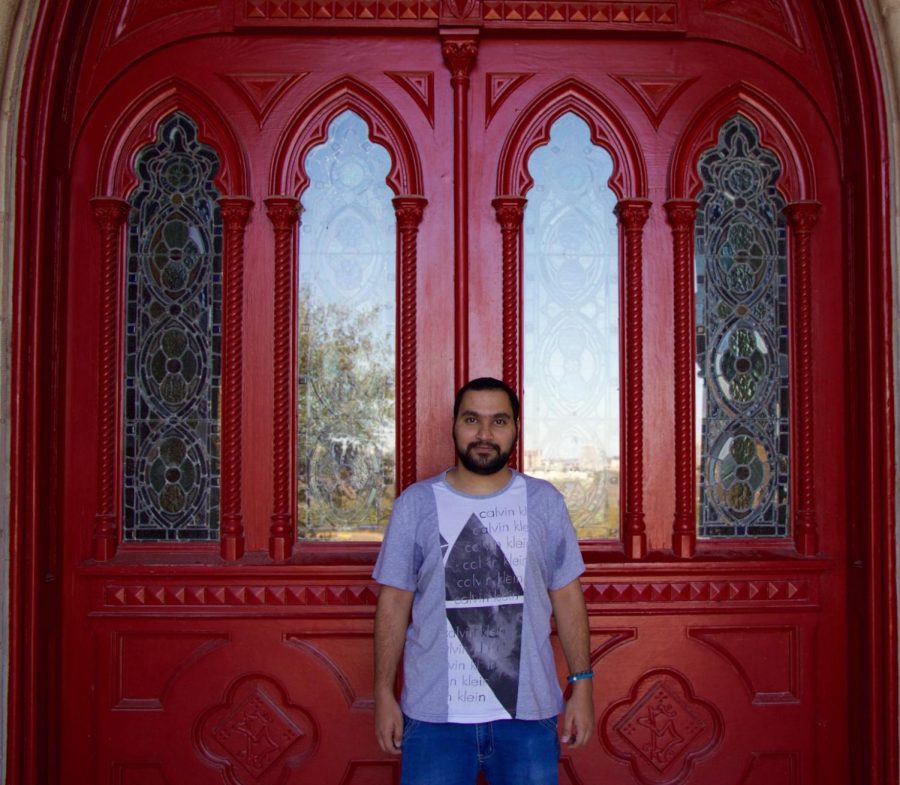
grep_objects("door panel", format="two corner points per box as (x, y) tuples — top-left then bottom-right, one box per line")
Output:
(60, 2), (848, 783)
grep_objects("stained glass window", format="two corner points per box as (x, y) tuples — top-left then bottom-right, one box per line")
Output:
(297, 110), (396, 540)
(123, 113), (222, 541)
(695, 115), (789, 537)
(523, 112), (620, 539)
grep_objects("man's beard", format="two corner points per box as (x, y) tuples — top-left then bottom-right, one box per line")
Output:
(455, 438), (515, 475)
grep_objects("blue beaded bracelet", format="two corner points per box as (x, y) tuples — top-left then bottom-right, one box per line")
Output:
(566, 670), (594, 683)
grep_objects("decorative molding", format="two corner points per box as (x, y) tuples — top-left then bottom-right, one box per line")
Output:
(111, 0), (217, 45)
(497, 77), (648, 200)
(237, 0), (680, 28)
(386, 71), (435, 127)
(485, 72), (534, 128)
(616, 199), (651, 560)
(100, 80), (247, 198)
(105, 583), (381, 607)
(582, 578), (812, 605)
(112, 632), (228, 709)
(91, 197), (130, 561)
(690, 626), (800, 703)
(218, 197), (253, 561)
(102, 578), (811, 608)
(668, 82), (815, 202)
(483, 1), (678, 25)
(492, 195), (527, 470)
(612, 74), (698, 129)
(219, 72), (308, 127)
(442, 35), (479, 390)
(393, 195), (427, 491)
(197, 675), (317, 781)
(665, 200), (699, 557)
(265, 197), (301, 561)
(273, 76), (423, 197)
(784, 201), (821, 556)
(602, 669), (722, 783)
(702, 0), (804, 50)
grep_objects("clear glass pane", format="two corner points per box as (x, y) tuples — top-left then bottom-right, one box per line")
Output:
(124, 112), (222, 542)
(523, 112), (620, 540)
(695, 115), (789, 537)
(297, 110), (396, 540)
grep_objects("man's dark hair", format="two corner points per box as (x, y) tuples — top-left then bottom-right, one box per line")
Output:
(453, 377), (520, 422)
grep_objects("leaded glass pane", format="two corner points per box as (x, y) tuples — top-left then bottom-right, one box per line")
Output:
(124, 112), (222, 541)
(695, 115), (789, 537)
(523, 112), (620, 540)
(297, 110), (396, 540)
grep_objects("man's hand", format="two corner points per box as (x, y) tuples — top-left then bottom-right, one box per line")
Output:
(373, 585), (414, 754)
(549, 578), (595, 748)
(561, 681), (595, 747)
(375, 690), (404, 754)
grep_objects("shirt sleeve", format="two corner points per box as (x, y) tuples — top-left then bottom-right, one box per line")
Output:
(546, 487), (585, 591)
(372, 487), (421, 592)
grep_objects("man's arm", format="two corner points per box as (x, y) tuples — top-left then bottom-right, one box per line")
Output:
(549, 577), (594, 747)
(373, 585), (414, 754)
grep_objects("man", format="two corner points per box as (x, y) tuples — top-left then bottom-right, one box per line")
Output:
(373, 377), (594, 784)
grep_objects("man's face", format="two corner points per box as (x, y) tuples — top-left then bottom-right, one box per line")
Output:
(453, 389), (518, 475)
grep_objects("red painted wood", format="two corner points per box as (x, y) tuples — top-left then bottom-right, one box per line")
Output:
(90, 197), (129, 561)
(7, 2), (897, 785)
(785, 201), (822, 557)
(393, 194), (428, 492)
(665, 199), (699, 558)
(442, 34), (478, 391)
(265, 196), (300, 562)
(491, 194), (526, 470)
(617, 199), (651, 561)
(219, 196), (254, 561)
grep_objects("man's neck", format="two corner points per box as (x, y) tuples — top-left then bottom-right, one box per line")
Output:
(444, 465), (513, 496)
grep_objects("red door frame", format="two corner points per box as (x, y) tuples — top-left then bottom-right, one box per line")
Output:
(5, 1), (897, 784)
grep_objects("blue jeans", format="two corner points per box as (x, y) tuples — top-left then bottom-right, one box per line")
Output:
(399, 715), (560, 785)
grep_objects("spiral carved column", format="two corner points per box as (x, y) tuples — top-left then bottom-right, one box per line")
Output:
(218, 197), (253, 560)
(665, 200), (699, 557)
(265, 196), (301, 561)
(442, 34), (478, 390)
(393, 195), (427, 492)
(784, 201), (821, 556)
(493, 196), (527, 469)
(616, 199), (651, 559)
(91, 197), (130, 560)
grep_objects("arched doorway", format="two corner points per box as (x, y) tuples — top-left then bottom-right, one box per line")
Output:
(7, 1), (896, 783)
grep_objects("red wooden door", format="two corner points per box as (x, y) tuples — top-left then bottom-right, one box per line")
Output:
(58, 3), (850, 784)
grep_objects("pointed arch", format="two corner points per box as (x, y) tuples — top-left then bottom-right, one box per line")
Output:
(272, 75), (424, 197)
(496, 77), (647, 199)
(97, 78), (248, 197)
(669, 81), (817, 201)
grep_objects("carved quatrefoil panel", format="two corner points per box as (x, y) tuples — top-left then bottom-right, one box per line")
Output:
(602, 669), (722, 785)
(197, 674), (317, 785)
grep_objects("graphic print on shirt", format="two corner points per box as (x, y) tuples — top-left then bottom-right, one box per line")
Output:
(438, 478), (528, 720)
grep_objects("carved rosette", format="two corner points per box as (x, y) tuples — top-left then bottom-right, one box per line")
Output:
(602, 669), (722, 784)
(665, 200), (699, 557)
(616, 199), (651, 559)
(265, 196), (301, 561)
(784, 201), (820, 556)
(218, 197), (253, 561)
(197, 675), (317, 785)
(492, 195), (527, 468)
(393, 195), (427, 491)
(91, 196), (130, 561)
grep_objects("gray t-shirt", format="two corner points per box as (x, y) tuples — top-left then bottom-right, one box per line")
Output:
(373, 470), (584, 723)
